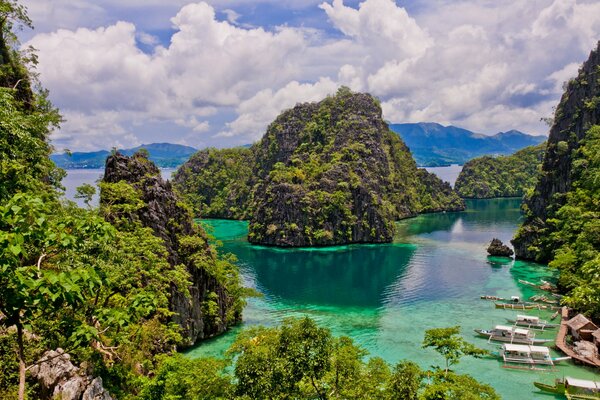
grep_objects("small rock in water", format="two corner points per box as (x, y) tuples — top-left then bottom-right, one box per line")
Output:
(487, 238), (514, 257)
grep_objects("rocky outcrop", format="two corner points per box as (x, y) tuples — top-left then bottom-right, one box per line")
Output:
(29, 349), (113, 400)
(512, 41), (600, 261)
(175, 88), (465, 247)
(455, 143), (545, 198)
(102, 152), (241, 345)
(248, 88), (464, 246)
(487, 238), (514, 257)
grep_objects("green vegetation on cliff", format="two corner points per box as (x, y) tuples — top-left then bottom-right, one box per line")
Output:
(141, 317), (497, 400)
(547, 126), (600, 319)
(512, 42), (600, 319)
(175, 88), (464, 247)
(174, 147), (254, 219)
(454, 143), (545, 198)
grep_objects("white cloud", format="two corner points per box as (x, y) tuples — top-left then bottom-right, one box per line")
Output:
(24, 0), (600, 150)
(219, 77), (338, 140)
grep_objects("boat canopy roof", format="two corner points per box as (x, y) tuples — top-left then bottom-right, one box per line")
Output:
(493, 325), (530, 335)
(517, 315), (539, 322)
(503, 344), (531, 352)
(565, 377), (600, 390)
(503, 344), (549, 354)
(495, 325), (514, 331)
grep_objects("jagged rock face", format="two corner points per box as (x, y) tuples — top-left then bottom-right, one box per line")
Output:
(487, 238), (514, 257)
(29, 349), (113, 400)
(512, 42), (600, 261)
(247, 89), (464, 246)
(102, 153), (240, 345)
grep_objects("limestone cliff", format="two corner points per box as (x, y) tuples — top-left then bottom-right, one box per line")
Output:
(248, 88), (464, 246)
(102, 152), (242, 345)
(512, 42), (600, 261)
(175, 89), (464, 247)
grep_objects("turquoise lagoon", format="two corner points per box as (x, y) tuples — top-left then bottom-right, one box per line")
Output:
(186, 198), (598, 399)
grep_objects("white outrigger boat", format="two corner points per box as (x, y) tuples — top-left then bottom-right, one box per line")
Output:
(506, 314), (560, 330)
(498, 343), (571, 370)
(475, 325), (552, 344)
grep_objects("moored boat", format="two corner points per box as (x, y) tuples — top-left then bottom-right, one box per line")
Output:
(495, 302), (541, 310)
(499, 343), (556, 370)
(481, 295), (506, 301)
(475, 325), (552, 344)
(506, 315), (559, 330)
(534, 377), (600, 399)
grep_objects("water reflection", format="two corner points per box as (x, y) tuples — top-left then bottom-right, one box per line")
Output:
(226, 243), (415, 308)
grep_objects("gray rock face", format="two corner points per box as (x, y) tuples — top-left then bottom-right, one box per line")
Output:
(487, 238), (514, 257)
(29, 349), (113, 400)
(102, 152), (239, 345)
(512, 41), (600, 261)
(247, 89), (465, 247)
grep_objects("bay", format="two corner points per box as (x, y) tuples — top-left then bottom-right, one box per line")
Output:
(188, 198), (599, 399)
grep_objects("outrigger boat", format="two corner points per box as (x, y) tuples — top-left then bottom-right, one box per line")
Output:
(495, 302), (541, 310)
(475, 325), (552, 344)
(530, 294), (559, 304)
(480, 295), (506, 301)
(506, 315), (559, 330)
(497, 344), (570, 370)
(534, 377), (600, 399)
(495, 296), (542, 310)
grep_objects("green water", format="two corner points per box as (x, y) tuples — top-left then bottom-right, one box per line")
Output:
(188, 199), (599, 399)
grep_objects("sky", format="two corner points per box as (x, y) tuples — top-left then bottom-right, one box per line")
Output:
(18, 0), (600, 151)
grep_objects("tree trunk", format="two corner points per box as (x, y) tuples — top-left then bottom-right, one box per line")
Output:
(16, 321), (26, 400)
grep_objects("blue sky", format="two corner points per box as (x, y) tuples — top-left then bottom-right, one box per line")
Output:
(20, 0), (600, 151)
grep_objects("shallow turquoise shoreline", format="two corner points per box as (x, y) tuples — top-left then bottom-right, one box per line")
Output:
(187, 199), (599, 399)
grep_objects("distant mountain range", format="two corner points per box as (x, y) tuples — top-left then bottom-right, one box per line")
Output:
(51, 143), (197, 169)
(389, 123), (547, 166)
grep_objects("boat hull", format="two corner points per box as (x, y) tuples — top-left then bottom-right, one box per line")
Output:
(474, 330), (551, 344)
(495, 302), (539, 310)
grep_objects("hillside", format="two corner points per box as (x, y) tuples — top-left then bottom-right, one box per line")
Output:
(454, 143), (546, 198)
(512, 41), (600, 318)
(175, 88), (465, 247)
(389, 122), (546, 166)
(51, 142), (197, 168)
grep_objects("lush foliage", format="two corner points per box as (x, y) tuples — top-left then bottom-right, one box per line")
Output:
(174, 147), (254, 219)
(455, 143), (546, 198)
(422, 326), (488, 373)
(0, 4), (244, 397)
(546, 126), (600, 318)
(140, 317), (498, 400)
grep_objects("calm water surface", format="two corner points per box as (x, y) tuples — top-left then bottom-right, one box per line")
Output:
(424, 164), (463, 187)
(188, 199), (599, 399)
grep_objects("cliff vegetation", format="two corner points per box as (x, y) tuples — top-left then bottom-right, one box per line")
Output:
(176, 88), (465, 247)
(454, 143), (545, 198)
(512, 42), (600, 319)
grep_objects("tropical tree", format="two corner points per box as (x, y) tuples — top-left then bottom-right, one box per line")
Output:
(422, 326), (488, 374)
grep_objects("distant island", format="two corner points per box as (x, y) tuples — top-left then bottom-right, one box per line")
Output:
(389, 122), (546, 167)
(51, 143), (197, 168)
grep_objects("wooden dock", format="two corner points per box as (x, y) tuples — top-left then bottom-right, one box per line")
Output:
(555, 307), (600, 368)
